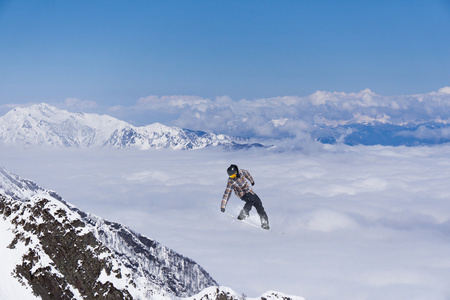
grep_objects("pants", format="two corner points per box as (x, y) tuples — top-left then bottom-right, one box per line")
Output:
(240, 192), (268, 222)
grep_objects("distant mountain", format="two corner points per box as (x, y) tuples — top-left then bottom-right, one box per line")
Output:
(0, 104), (264, 150)
(0, 166), (303, 300)
(312, 121), (450, 146)
(303, 88), (450, 146)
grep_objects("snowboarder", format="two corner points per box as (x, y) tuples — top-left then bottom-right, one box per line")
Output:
(221, 164), (270, 230)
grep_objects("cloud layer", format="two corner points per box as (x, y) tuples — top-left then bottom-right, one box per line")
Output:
(2, 144), (450, 299)
(102, 87), (450, 144)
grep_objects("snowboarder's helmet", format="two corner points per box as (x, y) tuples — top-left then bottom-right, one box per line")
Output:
(227, 165), (238, 178)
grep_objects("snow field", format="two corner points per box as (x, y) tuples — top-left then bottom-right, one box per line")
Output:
(0, 215), (40, 300)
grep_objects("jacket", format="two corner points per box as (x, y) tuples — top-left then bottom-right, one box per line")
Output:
(221, 168), (255, 210)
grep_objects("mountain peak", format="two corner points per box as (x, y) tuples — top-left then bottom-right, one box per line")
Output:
(24, 103), (61, 119)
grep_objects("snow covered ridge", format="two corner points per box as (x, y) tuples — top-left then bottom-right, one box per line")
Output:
(0, 103), (264, 150)
(0, 165), (216, 299)
(0, 166), (302, 300)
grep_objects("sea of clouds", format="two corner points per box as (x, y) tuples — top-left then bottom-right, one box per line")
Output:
(101, 87), (450, 143)
(2, 142), (450, 300)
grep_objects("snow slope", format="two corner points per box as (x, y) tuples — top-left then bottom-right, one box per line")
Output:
(0, 215), (39, 299)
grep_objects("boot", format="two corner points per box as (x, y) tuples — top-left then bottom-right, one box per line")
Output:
(260, 214), (270, 230)
(237, 209), (249, 220)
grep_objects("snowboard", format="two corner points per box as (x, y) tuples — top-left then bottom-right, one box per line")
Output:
(223, 212), (284, 234)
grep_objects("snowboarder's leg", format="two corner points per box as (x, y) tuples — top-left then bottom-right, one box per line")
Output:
(238, 193), (253, 220)
(237, 208), (250, 220)
(252, 194), (270, 230)
(239, 193), (270, 229)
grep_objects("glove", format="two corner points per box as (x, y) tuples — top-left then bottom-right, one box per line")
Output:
(221, 207), (225, 213)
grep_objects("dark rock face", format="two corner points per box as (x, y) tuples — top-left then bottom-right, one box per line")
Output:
(1, 196), (133, 299)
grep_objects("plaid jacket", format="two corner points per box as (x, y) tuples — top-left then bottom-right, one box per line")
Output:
(221, 169), (255, 210)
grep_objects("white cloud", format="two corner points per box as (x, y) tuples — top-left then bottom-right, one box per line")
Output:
(300, 208), (360, 232)
(64, 98), (97, 110)
(271, 118), (288, 127)
(437, 86), (450, 94)
(397, 126), (450, 140)
(136, 95), (209, 110)
(105, 88), (450, 143)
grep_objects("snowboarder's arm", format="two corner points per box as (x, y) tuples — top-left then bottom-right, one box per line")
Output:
(242, 169), (255, 186)
(221, 180), (233, 212)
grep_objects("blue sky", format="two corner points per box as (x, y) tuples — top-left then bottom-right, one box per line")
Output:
(0, 0), (449, 108)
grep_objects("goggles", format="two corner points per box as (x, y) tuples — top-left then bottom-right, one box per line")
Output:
(229, 173), (237, 178)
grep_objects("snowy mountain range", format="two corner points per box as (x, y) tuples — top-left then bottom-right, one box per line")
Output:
(0, 103), (263, 150)
(0, 166), (303, 300)
(4, 91), (450, 148)
(312, 119), (450, 146)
